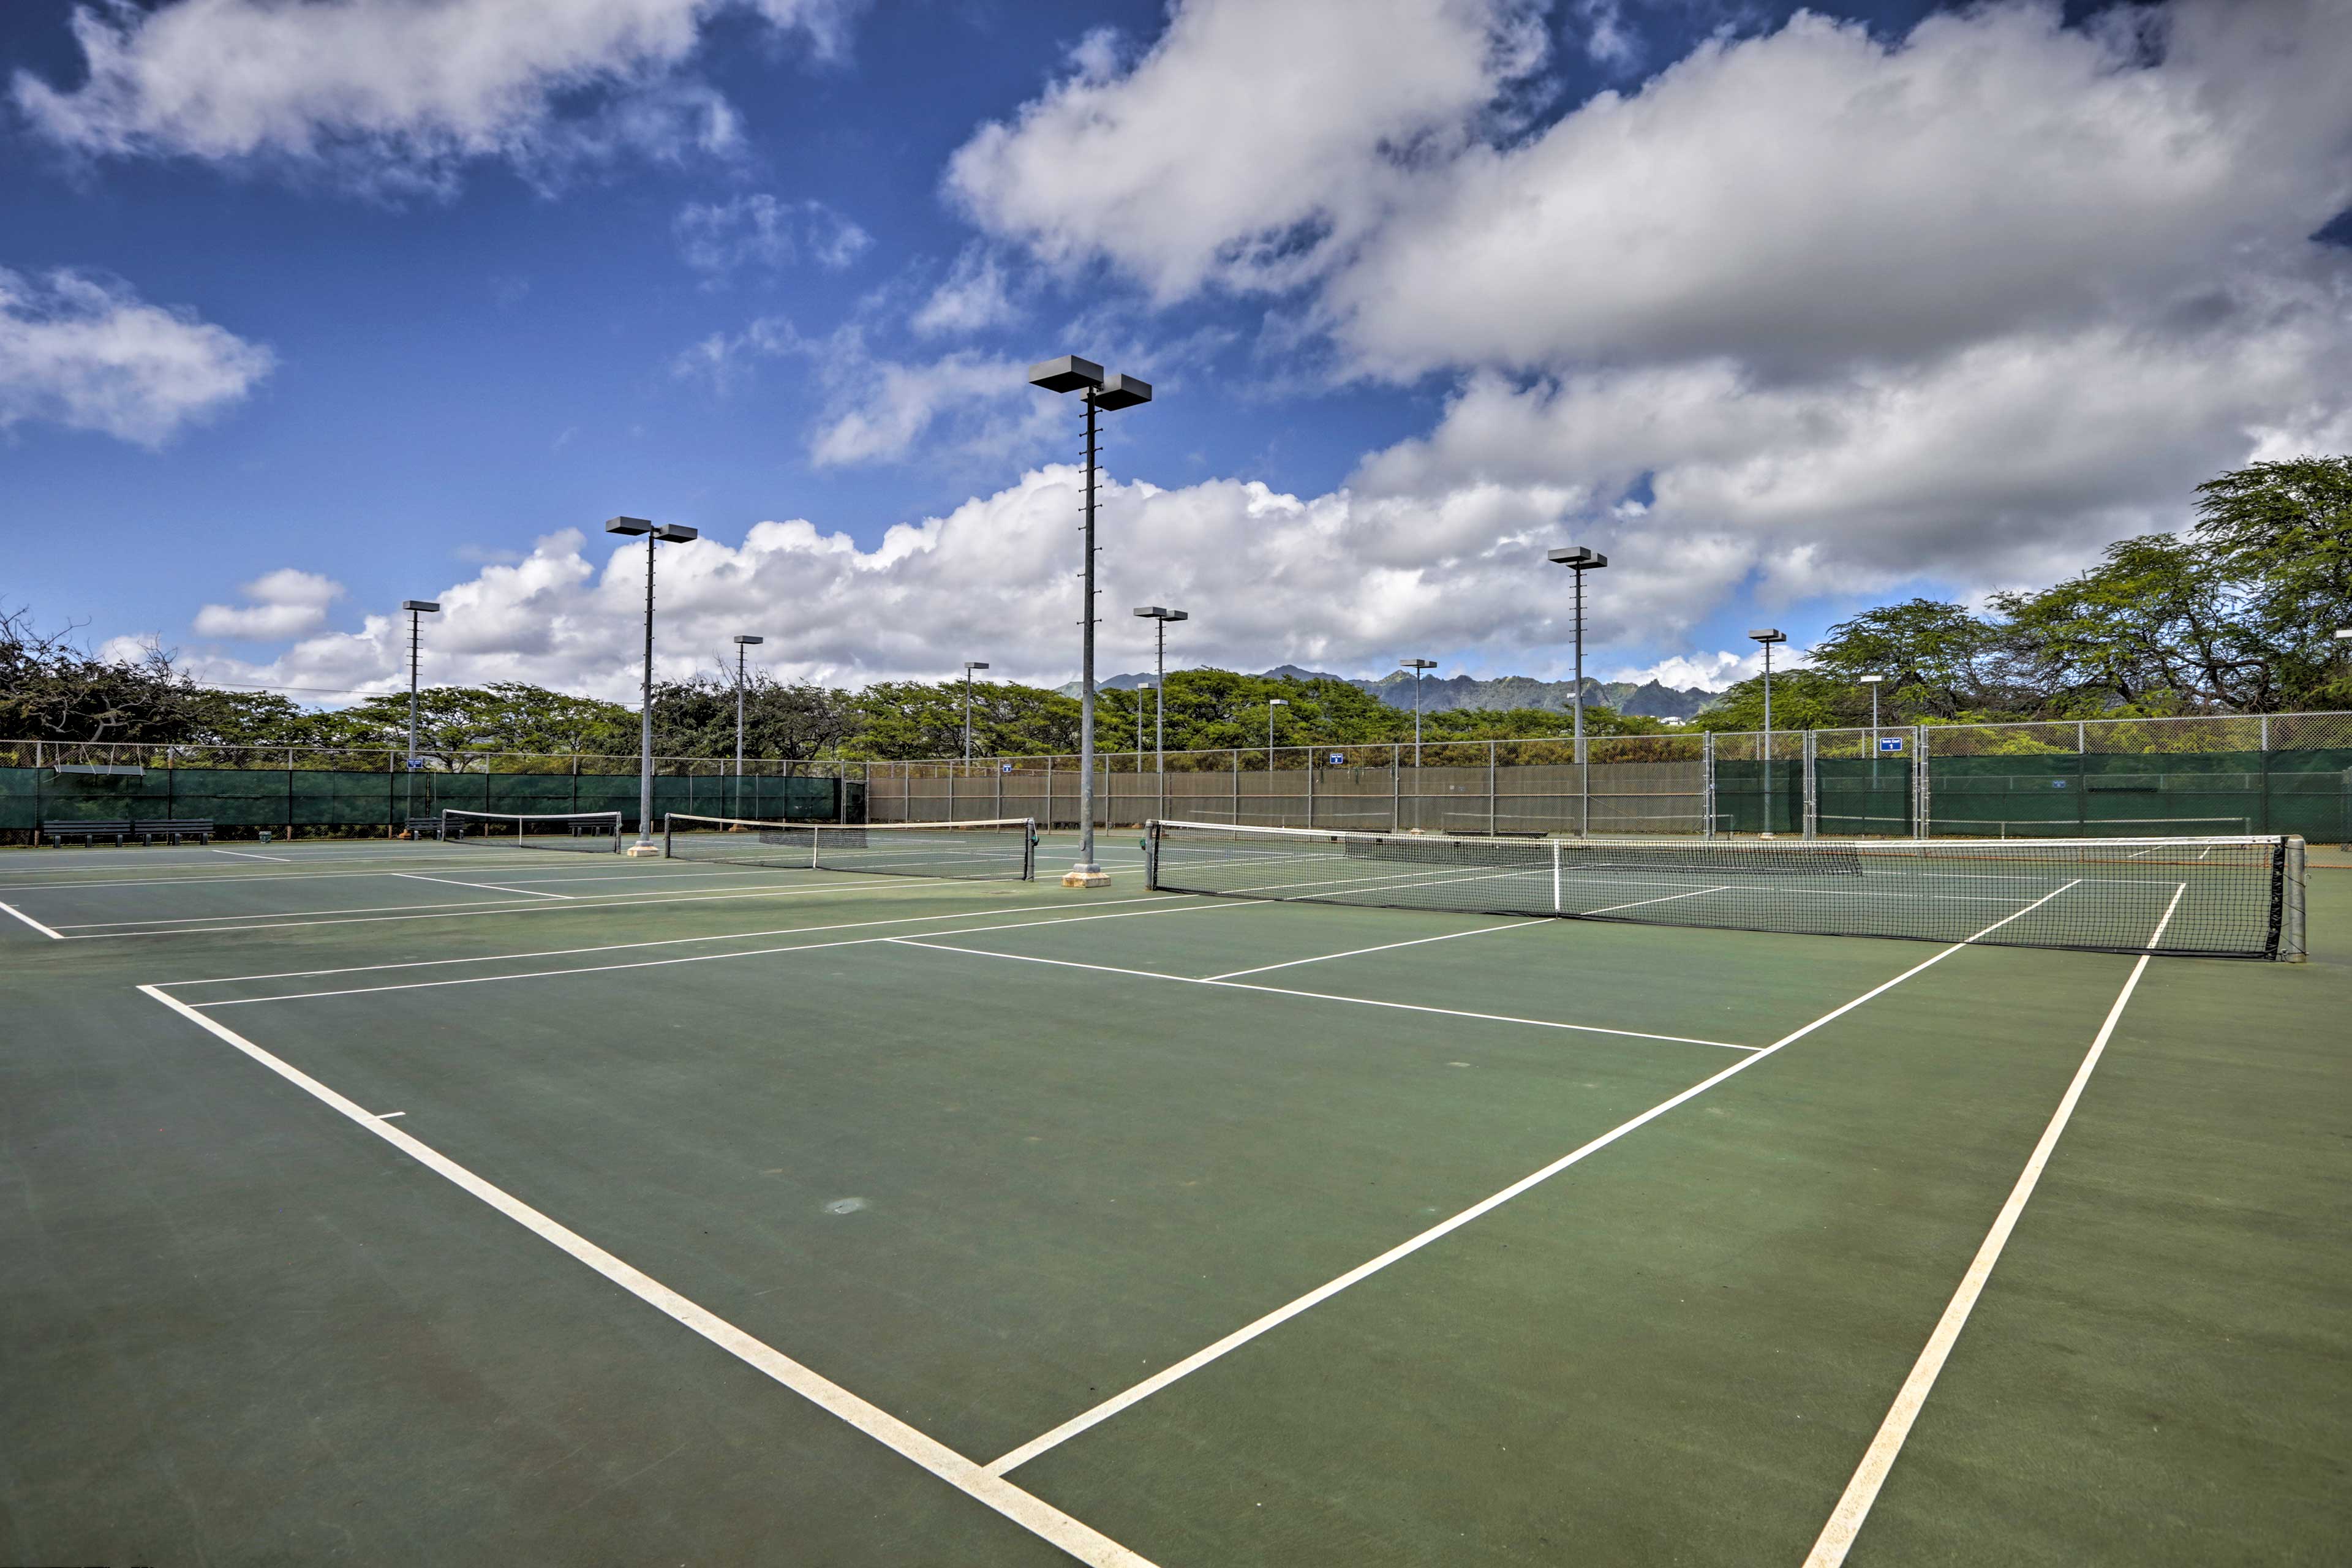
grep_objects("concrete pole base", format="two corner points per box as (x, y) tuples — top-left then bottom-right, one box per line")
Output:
(625, 843), (663, 858)
(1061, 867), (1113, 889)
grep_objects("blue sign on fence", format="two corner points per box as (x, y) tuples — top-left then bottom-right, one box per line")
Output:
(1878, 737), (1904, 754)
(1329, 753), (1346, 766)
(1001, 762), (1014, 774)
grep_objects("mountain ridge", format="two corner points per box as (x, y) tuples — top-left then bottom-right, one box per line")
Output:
(1063, 666), (1718, 720)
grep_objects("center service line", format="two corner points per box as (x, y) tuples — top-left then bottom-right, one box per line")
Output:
(979, 879), (2082, 1478)
(1802, 881), (2184, 1567)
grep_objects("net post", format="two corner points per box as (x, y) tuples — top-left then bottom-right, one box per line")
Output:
(1487, 741), (1497, 837)
(1391, 744), (1401, 833)
(2279, 836), (2306, 961)
(1144, 820), (1158, 889)
(662, 815), (673, 859)
(1551, 838), (1562, 913)
(1306, 748), (1316, 829)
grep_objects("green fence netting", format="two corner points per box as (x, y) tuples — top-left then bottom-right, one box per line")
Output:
(1, 767), (861, 839)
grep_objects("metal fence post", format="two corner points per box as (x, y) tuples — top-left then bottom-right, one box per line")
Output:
(1702, 730), (1716, 838)
(1305, 748), (1315, 829)
(1232, 748), (1240, 824)
(1488, 741), (1498, 835)
(1914, 726), (1931, 838)
(1802, 729), (1818, 840)
(1392, 744), (1402, 833)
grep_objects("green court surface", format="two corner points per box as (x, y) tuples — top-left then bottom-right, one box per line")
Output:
(2, 831), (2345, 1566)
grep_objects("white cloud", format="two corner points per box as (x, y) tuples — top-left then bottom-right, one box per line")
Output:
(194, 568), (344, 640)
(945, 0), (1546, 300)
(171, 463), (1779, 704)
(672, 315), (1055, 468)
(674, 193), (870, 281)
(1610, 651), (1765, 692)
(911, 246), (1019, 337)
(0, 268), (274, 446)
(1318, 2), (2352, 377)
(13, 0), (858, 192)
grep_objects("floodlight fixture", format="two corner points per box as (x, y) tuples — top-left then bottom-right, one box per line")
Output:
(1029, 350), (1156, 884)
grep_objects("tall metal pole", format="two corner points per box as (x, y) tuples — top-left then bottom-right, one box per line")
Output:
(1750, 627), (1785, 839)
(1079, 389), (1099, 869)
(1575, 570), (1587, 836)
(639, 529), (656, 847)
(965, 668), (974, 764)
(409, 609), (422, 763)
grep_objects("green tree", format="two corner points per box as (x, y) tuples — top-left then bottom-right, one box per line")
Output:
(1992, 534), (2269, 715)
(1690, 669), (1858, 734)
(2193, 456), (2352, 709)
(652, 674), (854, 764)
(1803, 598), (2021, 722)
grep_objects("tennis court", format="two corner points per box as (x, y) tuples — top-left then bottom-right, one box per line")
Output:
(3, 824), (2345, 1565)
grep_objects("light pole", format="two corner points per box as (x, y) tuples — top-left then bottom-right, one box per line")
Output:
(1400, 658), (1436, 763)
(1860, 672), (1886, 834)
(1132, 606), (1187, 781)
(732, 635), (763, 819)
(399, 600), (440, 770)
(1136, 682), (1152, 761)
(1750, 628), (1787, 838)
(1267, 697), (1287, 760)
(606, 516), (700, 853)
(1029, 353), (1153, 888)
(962, 661), (990, 764)
(1547, 548), (1607, 834)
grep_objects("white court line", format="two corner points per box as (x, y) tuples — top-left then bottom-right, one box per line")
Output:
(136, 986), (1156, 1568)
(891, 940), (1754, 1053)
(154, 894), (1189, 989)
(210, 848), (290, 862)
(1580, 884), (1736, 916)
(0, 900), (66, 940)
(979, 878), (2086, 1478)
(393, 871), (572, 900)
(48, 870), (993, 940)
(1803, 881), (2183, 1567)
(1205, 919), (1544, 980)
(188, 899), (1254, 1009)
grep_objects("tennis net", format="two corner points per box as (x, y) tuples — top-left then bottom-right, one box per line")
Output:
(1145, 819), (2305, 960)
(664, 813), (1036, 881)
(442, 809), (622, 853)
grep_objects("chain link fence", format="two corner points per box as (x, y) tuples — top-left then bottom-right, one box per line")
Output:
(7, 709), (2348, 844)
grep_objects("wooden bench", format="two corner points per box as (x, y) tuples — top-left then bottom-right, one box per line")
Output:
(405, 816), (444, 840)
(137, 818), (214, 845)
(43, 819), (132, 846)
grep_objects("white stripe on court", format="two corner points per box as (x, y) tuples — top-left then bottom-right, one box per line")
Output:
(136, 986), (1156, 1568)
(393, 872), (572, 900)
(1578, 884), (1736, 916)
(1801, 881), (2185, 1567)
(184, 899), (1260, 1009)
(1205, 919), (1544, 980)
(978, 878), (2086, 1479)
(891, 940), (1755, 1052)
(209, 848), (291, 862)
(0, 900), (66, 940)
(153, 894), (1194, 989)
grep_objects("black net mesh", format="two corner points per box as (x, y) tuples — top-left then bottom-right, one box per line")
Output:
(664, 813), (1034, 881)
(442, 809), (622, 852)
(1147, 821), (2298, 960)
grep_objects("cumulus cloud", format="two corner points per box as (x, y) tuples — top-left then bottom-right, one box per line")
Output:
(13, 0), (858, 191)
(946, 0), (1546, 300)
(942, 0), (2352, 612)
(0, 268), (274, 446)
(675, 193), (870, 281)
(194, 568), (345, 640)
(175, 466), (1756, 701)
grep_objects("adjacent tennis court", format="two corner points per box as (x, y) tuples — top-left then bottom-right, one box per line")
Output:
(2, 824), (2345, 1566)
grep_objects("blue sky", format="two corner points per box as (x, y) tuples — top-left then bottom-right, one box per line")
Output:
(4, 0), (2347, 705)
